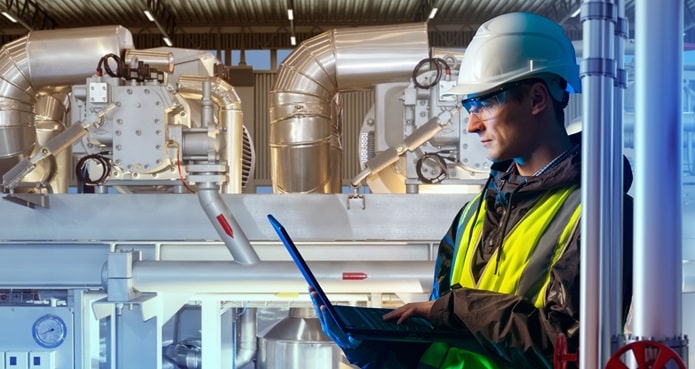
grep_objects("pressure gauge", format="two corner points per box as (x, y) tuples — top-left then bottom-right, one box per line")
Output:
(32, 314), (67, 348)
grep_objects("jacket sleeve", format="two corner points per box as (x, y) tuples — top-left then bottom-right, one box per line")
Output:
(427, 213), (582, 369)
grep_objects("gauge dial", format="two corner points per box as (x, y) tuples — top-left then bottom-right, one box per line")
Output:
(32, 314), (67, 348)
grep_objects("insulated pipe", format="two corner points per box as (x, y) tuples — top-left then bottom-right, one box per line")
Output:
(22, 90), (71, 193)
(131, 261), (433, 294)
(579, 1), (617, 368)
(196, 188), (259, 265)
(269, 23), (429, 193)
(233, 307), (256, 369)
(178, 76), (259, 265)
(177, 75), (244, 193)
(163, 308), (256, 369)
(633, 0), (683, 340)
(0, 37), (39, 166)
(0, 26), (133, 179)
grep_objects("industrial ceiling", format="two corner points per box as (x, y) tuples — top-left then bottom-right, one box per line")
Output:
(0, 0), (693, 50)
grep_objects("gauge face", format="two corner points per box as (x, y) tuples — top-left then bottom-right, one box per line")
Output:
(32, 314), (67, 348)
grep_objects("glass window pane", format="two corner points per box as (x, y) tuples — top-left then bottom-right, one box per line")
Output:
(246, 50), (271, 70)
(278, 49), (293, 68)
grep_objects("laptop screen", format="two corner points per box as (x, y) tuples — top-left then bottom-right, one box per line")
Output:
(267, 214), (347, 330)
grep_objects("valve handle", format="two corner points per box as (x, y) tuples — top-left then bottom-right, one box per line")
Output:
(554, 333), (578, 369)
(605, 341), (686, 369)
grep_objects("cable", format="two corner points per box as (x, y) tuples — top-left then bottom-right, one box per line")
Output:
(75, 153), (111, 186)
(415, 152), (449, 184)
(412, 57), (451, 89)
(171, 141), (197, 194)
(96, 53), (123, 77)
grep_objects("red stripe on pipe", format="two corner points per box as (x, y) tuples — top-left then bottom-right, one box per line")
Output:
(216, 214), (235, 238)
(342, 272), (367, 280)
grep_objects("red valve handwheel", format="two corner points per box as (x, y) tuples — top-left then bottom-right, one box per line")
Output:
(605, 341), (686, 369)
(554, 333), (578, 369)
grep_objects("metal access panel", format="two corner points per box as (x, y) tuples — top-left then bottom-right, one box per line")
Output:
(0, 305), (74, 369)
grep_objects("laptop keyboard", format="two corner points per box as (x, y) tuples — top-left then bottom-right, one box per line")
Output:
(335, 305), (435, 332)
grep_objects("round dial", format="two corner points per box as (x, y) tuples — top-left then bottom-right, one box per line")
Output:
(32, 314), (67, 348)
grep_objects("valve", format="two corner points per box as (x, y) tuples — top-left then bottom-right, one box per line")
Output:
(554, 333), (578, 369)
(605, 340), (686, 369)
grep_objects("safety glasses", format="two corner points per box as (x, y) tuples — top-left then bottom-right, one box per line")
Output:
(461, 81), (525, 120)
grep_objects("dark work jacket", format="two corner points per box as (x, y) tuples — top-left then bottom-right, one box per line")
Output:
(345, 133), (634, 369)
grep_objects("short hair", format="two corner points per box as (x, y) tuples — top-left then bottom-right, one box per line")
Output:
(507, 78), (569, 126)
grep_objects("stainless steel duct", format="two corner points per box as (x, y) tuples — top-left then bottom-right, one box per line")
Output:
(269, 23), (429, 193)
(22, 88), (71, 193)
(164, 307), (257, 369)
(0, 25), (133, 182)
(233, 307), (256, 368)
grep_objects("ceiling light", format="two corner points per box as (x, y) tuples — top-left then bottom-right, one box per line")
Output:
(162, 36), (173, 47)
(571, 7), (581, 18)
(290, 36), (296, 46)
(287, 9), (294, 21)
(1, 11), (17, 23)
(2, 10), (32, 30)
(428, 7), (439, 20)
(144, 10), (155, 22)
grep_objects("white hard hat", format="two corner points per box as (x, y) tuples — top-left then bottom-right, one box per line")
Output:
(448, 12), (581, 98)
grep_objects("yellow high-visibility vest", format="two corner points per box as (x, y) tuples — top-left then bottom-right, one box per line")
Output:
(418, 185), (581, 369)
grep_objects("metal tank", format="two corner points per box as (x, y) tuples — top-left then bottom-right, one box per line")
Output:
(257, 307), (345, 369)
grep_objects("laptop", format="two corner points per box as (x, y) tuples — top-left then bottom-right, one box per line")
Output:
(267, 213), (462, 343)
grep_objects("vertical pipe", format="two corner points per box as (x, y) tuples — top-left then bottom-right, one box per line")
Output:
(609, 0), (626, 345)
(580, 1), (615, 368)
(633, 0), (683, 338)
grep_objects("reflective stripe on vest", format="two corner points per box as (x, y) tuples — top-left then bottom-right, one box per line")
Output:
(450, 185), (581, 308)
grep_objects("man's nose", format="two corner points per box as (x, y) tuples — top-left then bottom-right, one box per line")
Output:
(466, 113), (484, 133)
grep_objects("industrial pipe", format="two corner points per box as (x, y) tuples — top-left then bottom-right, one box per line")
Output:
(579, 0), (618, 367)
(269, 23), (429, 193)
(177, 76), (259, 265)
(131, 260), (433, 294)
(632, 0), (683, 341)
(177, 75), (245, 193)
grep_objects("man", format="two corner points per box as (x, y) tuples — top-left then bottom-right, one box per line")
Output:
(311, 12), (634, 369)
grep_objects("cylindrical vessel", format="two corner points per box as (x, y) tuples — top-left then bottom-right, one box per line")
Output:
(257, 307), (342, 369)
(124, 49), (175, 73)
(26, 25), (133, 86)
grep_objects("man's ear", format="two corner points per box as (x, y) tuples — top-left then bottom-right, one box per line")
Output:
(530, 82), (550, 115)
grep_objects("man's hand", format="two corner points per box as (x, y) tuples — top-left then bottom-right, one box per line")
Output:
(382, 300), (436, 324)
(308, 287), (362, 349)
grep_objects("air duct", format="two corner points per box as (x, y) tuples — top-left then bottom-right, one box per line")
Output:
(269, 23), (429, 193)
